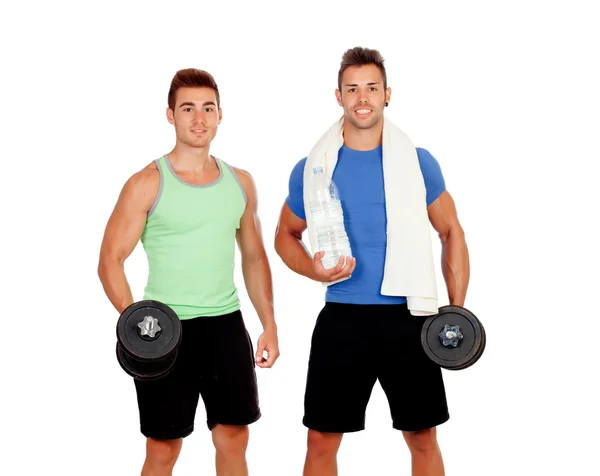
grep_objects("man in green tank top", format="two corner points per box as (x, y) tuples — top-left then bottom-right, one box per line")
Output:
(98, 68), (279, 476)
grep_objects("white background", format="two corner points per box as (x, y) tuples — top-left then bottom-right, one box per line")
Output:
(1, 1), (598, 474)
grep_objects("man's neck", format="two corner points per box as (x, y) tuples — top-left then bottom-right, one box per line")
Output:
(168, 143), (214, 172)
(342, 118), (383, 151)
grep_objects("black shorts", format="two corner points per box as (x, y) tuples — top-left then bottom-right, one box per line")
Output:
(133, 310), (261, 439)
(303, 302), (450, 433)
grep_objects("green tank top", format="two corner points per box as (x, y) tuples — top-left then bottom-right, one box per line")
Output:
(140, 155), (246, 319)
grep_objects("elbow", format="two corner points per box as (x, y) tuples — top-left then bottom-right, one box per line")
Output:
(97, 257), (110, 283)
(274, 227), (285, 258)
(274, 234), (282, 259)
(439, 222), (465, 245)
(274, 227), (297, 259)
(97, 251), (123, 283)
(97, 252), (107, 279)
(241, 248), (266, 269)
(97, 259), (109, 287)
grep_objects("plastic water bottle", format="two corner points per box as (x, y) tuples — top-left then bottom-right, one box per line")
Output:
(308, 167), (352, 269)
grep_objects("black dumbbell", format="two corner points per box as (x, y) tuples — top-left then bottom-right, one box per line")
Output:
(116, 300), (182, 381)
(421, 305), (486, 370)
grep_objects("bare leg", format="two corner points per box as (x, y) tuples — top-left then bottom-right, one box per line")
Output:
(403, 427), (445, 476)
(303, 430), (344, 476)
(140, 438), (183, 476)
(211, 424), (250, 476)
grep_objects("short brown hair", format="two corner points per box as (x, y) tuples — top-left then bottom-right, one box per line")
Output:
(167, 68), (220, 109)
(338, 47), (387, 90)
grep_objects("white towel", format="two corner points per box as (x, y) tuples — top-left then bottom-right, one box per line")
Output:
(302, 116), (438, 316)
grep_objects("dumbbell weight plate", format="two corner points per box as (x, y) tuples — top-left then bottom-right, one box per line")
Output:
(116, 300), (182, 362)
(116, 342), (177, 381)
(421, 305), (485, 370)
(452, 313), (486, 370)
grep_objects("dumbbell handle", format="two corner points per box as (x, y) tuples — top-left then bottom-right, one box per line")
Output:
(138, 315), (161, 339)
(439, 324), (463, 348)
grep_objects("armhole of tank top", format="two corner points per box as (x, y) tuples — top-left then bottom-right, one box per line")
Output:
(222, 160), (248, 206)
(147, 158), (164, 218)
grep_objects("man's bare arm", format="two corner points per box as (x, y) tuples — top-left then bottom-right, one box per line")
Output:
(234, 168), (280, 368)
(234, 168), (276, 333)
(427, 190), (470, 307)
(98, 165), (158, 314)
(274, 203), (317, 279)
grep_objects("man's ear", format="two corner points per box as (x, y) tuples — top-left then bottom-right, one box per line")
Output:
(335, 89), (343, 107)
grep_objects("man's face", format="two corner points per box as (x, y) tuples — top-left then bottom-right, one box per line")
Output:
(336, 64), (391, 130)
(167, 87), (221, 148)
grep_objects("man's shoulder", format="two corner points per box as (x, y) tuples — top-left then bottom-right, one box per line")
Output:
(415, 147), (436, 162)
(415, 147), (443, 174)
(217, 158), (253, 187)
(229, 164), (255, 192)
(120, 160), (161, 202)
(215, 160), (255, 206)
(134, 160), (160, 185)
(290, 157), (307, 178)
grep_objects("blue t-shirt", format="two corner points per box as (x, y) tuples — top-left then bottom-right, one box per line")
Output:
(286, 144), (446, 305)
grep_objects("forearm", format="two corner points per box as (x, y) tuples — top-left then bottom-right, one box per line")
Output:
(242, 255), (276, 331)
(441, 226), (470, 307)
(274, 230), (318, 281)
(98, 258), (135, 314)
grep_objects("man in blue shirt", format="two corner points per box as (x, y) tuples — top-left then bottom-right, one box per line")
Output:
(274, 47), (470, 476)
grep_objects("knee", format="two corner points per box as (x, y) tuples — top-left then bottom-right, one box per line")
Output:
(212, 425), (249, 455)
(306, 430), (343, 458)
(145, 438), (181, 468)
(403, 428), (439, 454)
